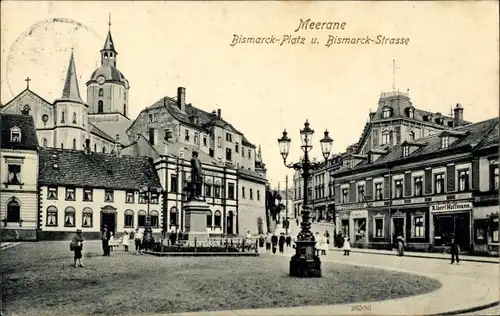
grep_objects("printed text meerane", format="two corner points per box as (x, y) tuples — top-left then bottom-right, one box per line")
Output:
(294, 19), (347, 32)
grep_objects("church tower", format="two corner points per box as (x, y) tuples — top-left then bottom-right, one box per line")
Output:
(53, 50), (89, 150)
(86, 15), (130, 117)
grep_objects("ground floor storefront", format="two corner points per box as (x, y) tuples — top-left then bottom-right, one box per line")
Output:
(430, 201), (473, 251)
(472, 204), (499, 256)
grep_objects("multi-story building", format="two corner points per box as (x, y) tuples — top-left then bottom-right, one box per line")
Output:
(331, 117), (498, 255)
(0, 114), (39, 241)
(37, 141), (163, 240)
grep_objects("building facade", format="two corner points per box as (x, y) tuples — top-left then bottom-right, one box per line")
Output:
(0, 114), (39, 241)
(332, 118), (498, 255)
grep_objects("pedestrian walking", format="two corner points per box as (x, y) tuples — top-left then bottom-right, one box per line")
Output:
(285, 235), (292, 247)
(134, 228), (143, 255)
(450, 236), (460, 264)
(278, 233), (285, 253)
(101, 225), (111, 256)
(324, 230), (330, 247)
(343, 236), (351, 256)
(396, 234), (405, 256)
(271, 232), (278, 254)
(265, 232), (272, 251)
(70, 229), (84, 267)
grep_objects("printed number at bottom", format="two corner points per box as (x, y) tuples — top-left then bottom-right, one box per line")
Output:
(351, 304), (372, 312)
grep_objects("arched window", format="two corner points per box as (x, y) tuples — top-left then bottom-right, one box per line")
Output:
(64, 207), (76, 227)
(98, 88), (104, 97)
(72, 112), (77, 124)
(124, 210), (134, 228)
(46, 206), (58, 226)
(6, 199), (20, 222)
(98, 100), (103, 113)
(102, 147), (106, 153)
(206, 210), (213, 227)
(82, 208), (93, 227)
(138, 210), (146, 227)
(22, 104), (31, 116)
(409, 131), (415, 141)
(61, 111), (65, 123)
(42, 138), (47, 147)
(72, 138), (76, 149)
(214, 210), (222, 228)
(170, 207), (178, 226)
(150, 210), (159, 228)
(104, 52), (108, 58)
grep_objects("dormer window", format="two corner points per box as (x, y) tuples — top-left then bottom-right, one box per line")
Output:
(10, 127), (21, 142)
(435, 117), (444, 125)
(381, 130), (391, 145)
(402, 145), (410, 157)
(441, 136), (449, 149)
(408, 108), (414, 119)
(382, 107), (392, 118)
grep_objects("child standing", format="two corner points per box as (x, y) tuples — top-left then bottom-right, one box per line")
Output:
(122, 231), (130, 252)
(70, 229), (84, 267)
(343, 236), (351, 256)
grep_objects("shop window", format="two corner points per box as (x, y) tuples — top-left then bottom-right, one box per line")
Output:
(373, 215), (384, 238)
(491, 217), (499, 243)
(353, 218), (366, 242)
(474, 219), (488, 245)
(411, 213), (425, 238)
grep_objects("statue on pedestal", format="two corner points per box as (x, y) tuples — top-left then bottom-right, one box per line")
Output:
(188, 150), (204, 201)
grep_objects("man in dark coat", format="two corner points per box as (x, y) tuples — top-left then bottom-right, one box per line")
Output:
(271, 233), (278, 254)
(101, 225), (111, 256)
(450, 236), (460, 264)
(278, 233), (286, 253)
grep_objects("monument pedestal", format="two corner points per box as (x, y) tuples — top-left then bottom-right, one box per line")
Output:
(184, 199), (210, 242)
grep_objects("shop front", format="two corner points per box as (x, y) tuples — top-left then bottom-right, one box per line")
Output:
(368, 208), (391, 250)
(430, 201), (472, 250)
(390, 207), (430, 251)
(473, 204), (499, 255)
(335, 203), (369, 248)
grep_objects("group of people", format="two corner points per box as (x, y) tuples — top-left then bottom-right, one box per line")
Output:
(261, 232), (293, 254)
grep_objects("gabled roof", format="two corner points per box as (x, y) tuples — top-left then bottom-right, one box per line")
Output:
(1, 88), (53, 111)
(58, 51), (83, 103)
(89, 122), (116, 143)
(39, 148), (162, 191)
(0, 113), (39, 150)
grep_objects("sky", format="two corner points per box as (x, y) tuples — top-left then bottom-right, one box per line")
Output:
(1, 1), (499, 188)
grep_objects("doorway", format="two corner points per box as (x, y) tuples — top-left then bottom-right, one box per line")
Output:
(434, 213), (471, 249)
(227, 211), (234, 235)
(101, 212), (116, 235)
(393, 217), (405, 247)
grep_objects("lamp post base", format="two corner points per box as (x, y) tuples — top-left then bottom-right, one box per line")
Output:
(289, 240), (321, 278)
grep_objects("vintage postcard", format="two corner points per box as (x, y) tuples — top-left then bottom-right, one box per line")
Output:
(0, 1), (498, 316)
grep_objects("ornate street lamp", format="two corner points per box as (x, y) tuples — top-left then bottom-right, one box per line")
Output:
(278, 120), (333, 278)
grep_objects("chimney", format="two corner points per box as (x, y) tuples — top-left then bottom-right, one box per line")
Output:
(217, 108), (221, 119)
(84, 138), (91, 154)
(177, 87), (186, 112)
(115, 134), (121, 157)
(454, 103), (464, 126)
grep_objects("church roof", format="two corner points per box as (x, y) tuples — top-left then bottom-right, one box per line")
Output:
(88, 65), (127, 84)
(59, 51), (84, 104)
(0, 113), (39, 150)
(39, 147), (162, 191)
(102, 30), (116, 52)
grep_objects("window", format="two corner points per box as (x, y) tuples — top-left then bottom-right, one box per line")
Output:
(409, 131), (415, 141)
(341, 188), (348, 203)
(394, 179), (403, 199)
(46, 206), (58, 226)
(124, 104), (127, 116)
(10, 128), (21, 142)
(226, 133), (232, 142)
(169, 207), (178, 226)
(203, 137), (207, 146)
(375, 183), (383, 200)
(72, 112), (77, 124)
(124, 91), (127, 100)
(99, 88), (104, 97)
(126, 191), (135, 203)
(7, 164), (21, 184)
(194, 133), (199, 144)
(150, 210), (159, 228)
(102, 147), (106, 154)
(408, 108), (414, 119)
(373, 216), (384, 238)
(414, 177), (423, 196)
(21, 104), (30, 115)
(83, 188), (93, 201)
(150, 192), (159, 204)
(412, 214), (425, 238)
(209, 148), (214, 157)
(357, 185), (365, 202)
(248, 149), (251, 159)
(434, 173), (445, 194)
(47, 186), (58, 200)
(65, 187), (75, 201)
(382, 107), (391, 118)
(124, 210), (134, 227)
(82, 208), (93, 227)
(226, 148), (232, 161)
(138, 210), (146, 227)
(382, 130), (390, 145)
(61, 111), (65, 123)
(257, 190), (260, 201)
(42, 114), (49, 127)
(217, 136), (222, 147)
(492, 217), (499, 243)
(6, 200), (20, 222)
(72, 138), (76, 149)
(490, 161), (498, 191)
(458, 169), (469, 192)
(441, 136), (449, 149)
(61, 143), (64, 149)
(104, 189), (114, 202)
(64, 207), (76, 227)
(98, 100), (103, 113)
(149, 128), (156, 145)
(138, 192), (146, 204)
(214, 210), (222, 227)
(228, 183), (235, 199)
(235, 142), (239, 153)
(170, 174), (178, 193)
(402, 146), (410, 157)
(241, 146), (245, 156)
(206, 210), (213, 227)
(42, 138), (47, 147)
(94, 144), (97, 152)
(250, 188), (253, 200)
(205, 183), (212, 197)
(185, 129), (190, 141)
(148, 113), (157, 123)
(242, 187), (246, 198)
(214, 184), (221, 198)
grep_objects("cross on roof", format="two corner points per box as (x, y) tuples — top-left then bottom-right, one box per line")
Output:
(25, 77), (31, 89)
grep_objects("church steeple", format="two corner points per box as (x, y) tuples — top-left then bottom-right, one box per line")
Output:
(101, 13), (117, 67)
(60, 49), (83, 103)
